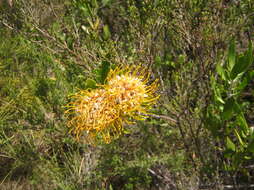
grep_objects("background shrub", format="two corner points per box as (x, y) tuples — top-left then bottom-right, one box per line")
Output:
(0, 0), (254, 189)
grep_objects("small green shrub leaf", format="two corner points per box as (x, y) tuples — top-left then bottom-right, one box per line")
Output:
(222, 98), (235, 120)
(226, 137), (236, 152)
(85, 78), (97, 89)
(103, 25), (111, 40)
(234, 129), (244, 146)
(237, 70), (254, 92)
(99, 61), (110, 84)
(230, 56), (244, 79)
(228, 40), (236, 72)
(247, 140), (254, 153)
(231, 42), (253, 79)
(214, 87), (225, 104)
(237, 114), (249, 134)
(216, 63), (226, 81)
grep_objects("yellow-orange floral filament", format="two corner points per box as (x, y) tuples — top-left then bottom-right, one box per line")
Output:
(65, 65), (159, 144)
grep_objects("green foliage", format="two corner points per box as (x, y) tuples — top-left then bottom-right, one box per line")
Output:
(97, 60), (111, 84)
(206, 41), (254, 170)
(0, 0), (254, 189)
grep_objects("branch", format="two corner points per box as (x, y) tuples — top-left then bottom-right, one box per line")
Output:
(143, 113), (178, 124)
(199, 184), (254, 189)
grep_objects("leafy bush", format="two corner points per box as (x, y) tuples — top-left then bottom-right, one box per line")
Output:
(206, 41), (254, 179)
(0, 0), (254, 189)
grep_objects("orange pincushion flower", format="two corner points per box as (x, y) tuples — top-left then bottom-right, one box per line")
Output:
(104, 65), (159, 120)
(65, 65), (159, 144)
(65, 88), (123, 143)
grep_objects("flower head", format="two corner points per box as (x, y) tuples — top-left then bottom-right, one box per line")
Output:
(65, 65), (159, 144)
(104, 65), (159, 120)
(65, 88), (122, 144)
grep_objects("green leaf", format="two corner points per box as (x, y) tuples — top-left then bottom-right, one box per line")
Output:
(237, 70), (254, 92)
(79, 5), (90, 17)
(102, 0), (112, 6)
(231, 41), (253, 79)
(103, 25), (111, 40)
(109, 184), (114, 190)
(237, 114), (249, 134)
(228, 39), (236, 72)
(231, 57), (251, 81)
(246, 41), (253, 66)
(226, 137), (236, 152)
(247, 140), (254, 153)
(222, 98), (236, 120)
(231, 55), (244, 79)
(216, 63), (226, 80)
(92, 0), (99, 8)
(244, 156), (252, 160)
(234, 129), (244, 147)
(214, 88), (225, 104)
(211, 76), (225, 104)
(85, 78), (97, 89)
(99, 61), (110, 84)
(223, 149), (233, 158)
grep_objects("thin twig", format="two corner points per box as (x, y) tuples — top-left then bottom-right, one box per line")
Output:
(224, 184), (254, 189)
(199, 183), (254, 189)
(1, 20), (15, 30)
(141, 113), (178, 124)
(33, 25), (91, 70)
